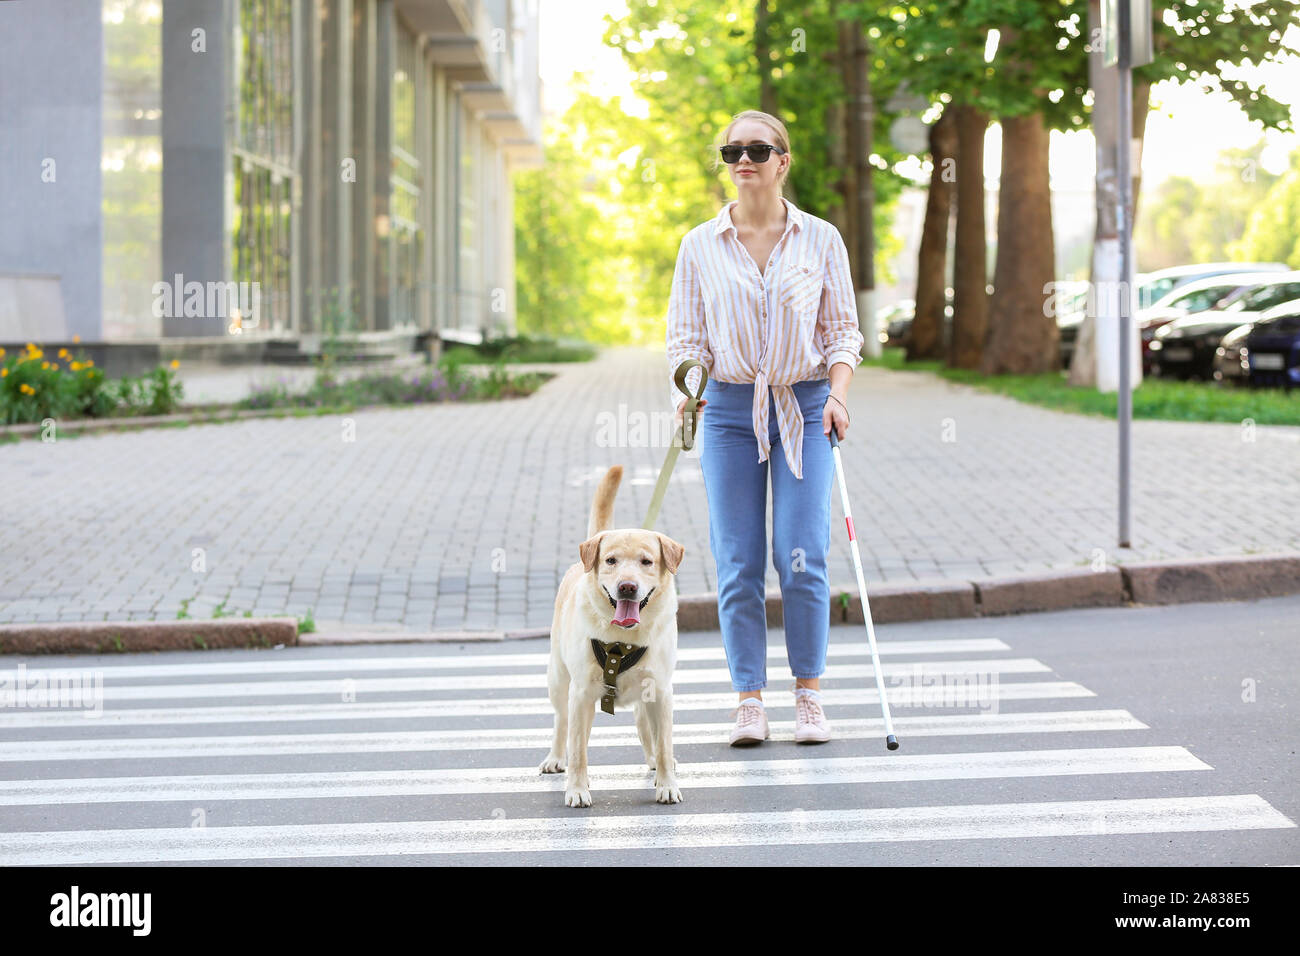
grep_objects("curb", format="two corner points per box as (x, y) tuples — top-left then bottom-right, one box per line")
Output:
(0, 406), (303, 438)
(0, 554), (1295, 655)
(0, 617), (300, 655)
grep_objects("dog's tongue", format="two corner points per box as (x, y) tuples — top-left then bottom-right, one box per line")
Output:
(613, 598), (640, 626)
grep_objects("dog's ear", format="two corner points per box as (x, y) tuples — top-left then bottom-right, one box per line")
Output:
(656, 533), (685, 575)
(579, 532), (606, 573)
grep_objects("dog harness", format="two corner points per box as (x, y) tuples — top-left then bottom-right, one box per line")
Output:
(590, 638), (648, 715)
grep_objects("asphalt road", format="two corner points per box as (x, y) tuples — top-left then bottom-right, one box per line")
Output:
(0, 594), (1295, 866)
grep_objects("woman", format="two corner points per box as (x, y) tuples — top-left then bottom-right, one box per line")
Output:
(665, 109), (864, 747)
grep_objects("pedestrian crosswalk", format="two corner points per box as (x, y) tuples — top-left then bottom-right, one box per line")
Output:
(0, 631), (1293, 865)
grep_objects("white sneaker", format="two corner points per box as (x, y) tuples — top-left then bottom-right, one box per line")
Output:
(728, 698), (769, 746)
(793, 686), (832, 743)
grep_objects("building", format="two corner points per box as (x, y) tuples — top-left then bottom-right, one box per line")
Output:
(0, 0), (543, 366)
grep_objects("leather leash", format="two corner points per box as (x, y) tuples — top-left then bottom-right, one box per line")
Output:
(642, 359), (708, 530)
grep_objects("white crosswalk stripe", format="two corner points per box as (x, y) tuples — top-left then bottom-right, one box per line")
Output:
(0, 710), (1148, 761)
(0, 747), (1213, 806)
(2, 796), (1290, 866)
(0, 682), (1094, 727)
(0, 638), (1010, 681)
(0, 635), (1293, 864)
(5, 658), (1051, 702)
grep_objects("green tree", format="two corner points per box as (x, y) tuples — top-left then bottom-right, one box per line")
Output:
(1135, 143), (1280, 271)
(1230, 150), (1300, 267)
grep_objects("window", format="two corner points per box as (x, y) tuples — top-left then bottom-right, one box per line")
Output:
(230, 0), (294, 334)
(102, 0), (163, 339)
(1226, 282), (1300, 313)
(1170, 284), (1239, 313)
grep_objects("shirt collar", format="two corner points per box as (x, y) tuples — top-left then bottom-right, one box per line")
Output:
(714, 196), (805, 238)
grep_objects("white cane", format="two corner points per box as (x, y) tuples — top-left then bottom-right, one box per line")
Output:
(828, 426), (899, 750)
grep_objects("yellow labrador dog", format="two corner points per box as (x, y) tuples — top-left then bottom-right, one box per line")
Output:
(539, 465), (685, 808)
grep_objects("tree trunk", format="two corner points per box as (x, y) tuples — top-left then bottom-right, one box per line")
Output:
(909, 107), (956, 361)
(950, 104), (989, 369)
(1131, 77), (1150, 224)
(983, 111), (1057, 375)
(852, 18), (874, 355)
(1070, 3), (1149, 387)
(833, 16), (856, 256)
(757, 0), (776, 116)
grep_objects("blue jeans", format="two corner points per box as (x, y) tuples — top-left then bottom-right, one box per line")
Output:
(697, 378), (834, 692)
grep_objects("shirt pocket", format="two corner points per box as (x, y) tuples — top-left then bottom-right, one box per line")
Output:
(781, 260), (824, 318)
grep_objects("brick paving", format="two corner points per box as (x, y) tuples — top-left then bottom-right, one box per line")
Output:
(1, 345), (1297, 633)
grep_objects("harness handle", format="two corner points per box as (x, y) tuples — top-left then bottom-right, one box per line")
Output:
(674, 359), (709, 451)
(642, 359), (710, 530)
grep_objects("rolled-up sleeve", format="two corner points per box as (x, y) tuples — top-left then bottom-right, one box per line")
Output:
(819, 229), (865, 374)
(665, 233), (712, 394)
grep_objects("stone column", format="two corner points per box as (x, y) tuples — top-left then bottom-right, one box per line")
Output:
(372, 0), (393, 331)
(350, 0), (375, 330)
(295, 0), (320, 334)
(161, 0), (233, 337)
(319, 0), (353, 329)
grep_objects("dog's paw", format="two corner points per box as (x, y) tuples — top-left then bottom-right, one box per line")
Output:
(538, 754), (566, 773)
(564, 788), (593, 808)
(655, 783), (683, 804)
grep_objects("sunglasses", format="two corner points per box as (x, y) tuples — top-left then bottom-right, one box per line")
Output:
(719, 143), (787, 164)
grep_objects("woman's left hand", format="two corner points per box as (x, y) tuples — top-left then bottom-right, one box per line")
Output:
(823, 392), (849, 441)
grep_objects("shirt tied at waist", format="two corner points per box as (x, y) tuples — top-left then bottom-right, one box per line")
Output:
(750, 366), (809, 480)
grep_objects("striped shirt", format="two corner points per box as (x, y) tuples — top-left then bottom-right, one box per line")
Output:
(664, 196), (864, 479)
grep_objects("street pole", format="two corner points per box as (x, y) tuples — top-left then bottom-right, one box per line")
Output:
(1116, 0), (1132, 548)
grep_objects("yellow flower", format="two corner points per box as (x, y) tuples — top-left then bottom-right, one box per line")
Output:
(41, 361), (49, 370)
(58, 348), (69, 358)
(70, 361), (82, 371)
(0, 347), (5, 357)
(86, 359), (93, 367)
(1, 368), (6, 377)
(72, 334), (81, 343)
(170, 359), (180, 370)
(19, 383), (34, 395)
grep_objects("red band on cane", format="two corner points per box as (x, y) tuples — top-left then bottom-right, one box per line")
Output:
(845, 516), (856, 541)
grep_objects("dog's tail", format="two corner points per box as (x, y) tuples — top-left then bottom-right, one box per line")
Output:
(587, 465), (623, 538)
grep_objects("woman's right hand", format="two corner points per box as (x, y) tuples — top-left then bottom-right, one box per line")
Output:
(675, 396), (707, 431)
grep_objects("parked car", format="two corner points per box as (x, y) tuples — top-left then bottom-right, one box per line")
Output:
(1212, 322), (1253, 385)
(1244, 300), (1300, 390)
(1138, 272), (1282, 374)
(1052, 282), (1092, 367)
(875, 299), (914, 346)
(883, 292), (952, 349)
(1136, 261), (1289, 311)
(1150, 273), (1300, 380)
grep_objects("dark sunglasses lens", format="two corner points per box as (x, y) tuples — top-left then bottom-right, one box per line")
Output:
(720, 144), (774, 163)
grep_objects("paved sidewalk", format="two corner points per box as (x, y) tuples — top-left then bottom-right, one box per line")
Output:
(1, 345), (1297, 632)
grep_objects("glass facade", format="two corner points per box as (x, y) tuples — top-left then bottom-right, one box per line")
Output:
(102, 0), (162, 340)
(83, 0), (538, 342)
(231, 0), (295, 334)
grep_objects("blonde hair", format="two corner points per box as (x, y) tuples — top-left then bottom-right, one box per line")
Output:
(712, 109), (792, 186)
